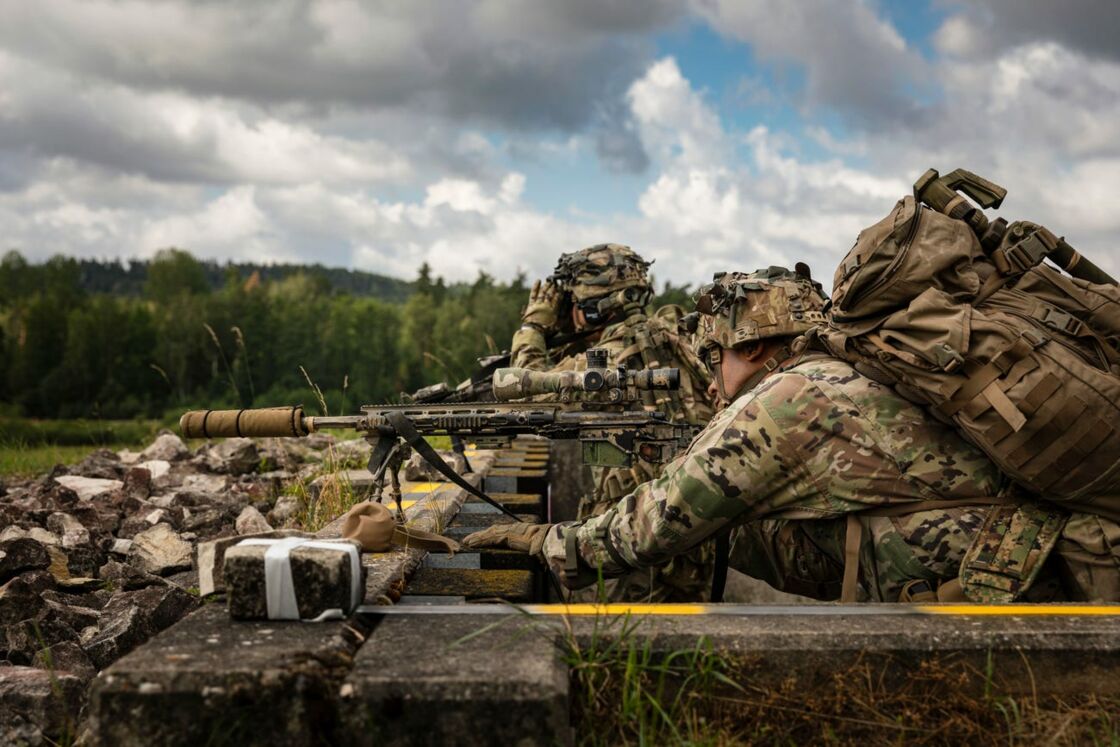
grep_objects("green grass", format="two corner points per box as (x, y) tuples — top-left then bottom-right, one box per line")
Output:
(0, 416), (167, 478)
(0, 416), (164, 446)
(0, 442), (132, 478)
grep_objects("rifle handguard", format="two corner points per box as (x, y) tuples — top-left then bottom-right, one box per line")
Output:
(180, 407), (310, 438)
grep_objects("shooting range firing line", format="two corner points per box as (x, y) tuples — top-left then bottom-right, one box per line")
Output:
(355, 603), (1120, 617)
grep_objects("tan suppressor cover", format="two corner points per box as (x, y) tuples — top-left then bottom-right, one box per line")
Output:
(180, 407), (309, 439)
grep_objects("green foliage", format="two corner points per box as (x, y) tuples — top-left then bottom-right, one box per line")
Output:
(0, 249), (530, 421)
(146, 248), (210, 299)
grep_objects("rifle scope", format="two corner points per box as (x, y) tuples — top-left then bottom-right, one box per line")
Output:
(491, 366), (679, 401)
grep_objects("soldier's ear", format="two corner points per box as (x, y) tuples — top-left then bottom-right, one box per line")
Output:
(738, 341), (766, 361)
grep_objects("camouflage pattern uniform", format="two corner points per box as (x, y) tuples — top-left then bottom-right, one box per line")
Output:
(542, 354), (1009, 601)
(512, 244), (716, 601)
(538, 268), (1120, 602)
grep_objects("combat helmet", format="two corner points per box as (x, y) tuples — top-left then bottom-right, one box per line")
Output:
(683, 264), (829, 401)
(549, 243), (652, 325)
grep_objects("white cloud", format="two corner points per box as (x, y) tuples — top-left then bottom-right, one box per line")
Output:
(2, 0), (1119, 292)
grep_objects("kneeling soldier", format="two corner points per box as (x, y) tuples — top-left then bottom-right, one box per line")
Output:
(513, 243), (715, 601)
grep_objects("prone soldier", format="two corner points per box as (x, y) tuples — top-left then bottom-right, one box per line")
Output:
(513, 243), (716, 601)
(467, 266), (1120, 603)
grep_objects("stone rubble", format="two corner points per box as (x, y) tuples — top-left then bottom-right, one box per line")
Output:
(0, 427), (340, 745)
(235, 504), (273, 535)
(129, 524), (193, 576)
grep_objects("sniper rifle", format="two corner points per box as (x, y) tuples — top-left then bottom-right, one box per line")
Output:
(180, 350), (697, 523)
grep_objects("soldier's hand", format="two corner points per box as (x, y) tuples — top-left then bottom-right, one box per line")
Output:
(521, 280), (563, 332)
(462, 522), (552, 555)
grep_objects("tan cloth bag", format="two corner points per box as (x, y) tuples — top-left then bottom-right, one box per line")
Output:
(341, 501), (460, 554)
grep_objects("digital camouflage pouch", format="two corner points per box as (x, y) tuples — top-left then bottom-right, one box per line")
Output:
(960, 503), (1068, 603)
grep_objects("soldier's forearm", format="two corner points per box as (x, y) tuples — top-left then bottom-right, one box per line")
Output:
(510, 325), (550, 370)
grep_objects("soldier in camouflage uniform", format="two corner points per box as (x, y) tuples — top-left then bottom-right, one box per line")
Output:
(468, 266), (1120, 603)
(512, 244), (716, 601)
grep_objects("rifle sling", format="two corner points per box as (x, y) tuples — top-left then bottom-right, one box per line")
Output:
(385, 411), (525, 523)
(711, 531), (730, 603)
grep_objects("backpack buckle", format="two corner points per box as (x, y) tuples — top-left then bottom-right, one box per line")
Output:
(1035, 306), (1085, 337)
(994, 229), (1057, 275)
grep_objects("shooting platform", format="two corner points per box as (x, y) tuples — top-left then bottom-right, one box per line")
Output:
(88, 438), (1120, 746)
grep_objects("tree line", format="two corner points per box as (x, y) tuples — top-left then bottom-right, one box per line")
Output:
(0, 249), (693, 420)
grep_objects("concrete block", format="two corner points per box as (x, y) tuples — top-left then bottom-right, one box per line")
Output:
(339, 614), (570, 747)
(89, 605), (366, 746)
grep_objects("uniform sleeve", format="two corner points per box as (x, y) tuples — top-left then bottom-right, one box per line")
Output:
(510, 325), (550, 370)
(541, 390), (798, 588)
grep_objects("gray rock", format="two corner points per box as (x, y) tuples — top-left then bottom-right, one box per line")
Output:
(110, 538), (133, 556)
(133, 459), (171, 482)
(42, 596), (101, 632)
(121, 465), (153, 500)
(73, 448), (124, 479)
(139, 432), (189, 462)
(33, 640), (96, 682)
(0, 575), (45, 626)
(267, 494), (302, 526)
(0, 538), (51, 583)
(83, 584), (198, 669)
(53, 475), (123, 501)
(0, 526), (56, 546)
(178, 505), (231, 538)
(4, 609), (79, 665)
(129, 524), (192, 576)
(118, 506), (175, 539)
(177, 473), (230, 494)
(41, 587), (108, 611)
(205, 437), (260, 475)
(46, 512), (90, 549)
(235, 505), (272, 535)
(56, 543), (105, 579)
(0, 667), (85, 746)
(97, 559), (165, 591)
(224, 538), (365, 620)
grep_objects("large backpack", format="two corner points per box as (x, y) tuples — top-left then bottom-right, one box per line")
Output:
(819, 184), (1120, 518)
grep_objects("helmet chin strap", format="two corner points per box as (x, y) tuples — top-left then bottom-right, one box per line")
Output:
(714, 345), (793, 406)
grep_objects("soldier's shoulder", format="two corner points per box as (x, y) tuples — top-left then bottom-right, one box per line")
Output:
(747, 355), (875, 412)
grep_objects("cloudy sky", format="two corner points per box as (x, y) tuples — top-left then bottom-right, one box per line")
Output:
(2, 0), (1118, 287)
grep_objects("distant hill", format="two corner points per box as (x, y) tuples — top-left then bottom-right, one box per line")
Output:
(73, 257), (415, 303)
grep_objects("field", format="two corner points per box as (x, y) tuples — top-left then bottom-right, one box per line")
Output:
(0, 417), (166, 478)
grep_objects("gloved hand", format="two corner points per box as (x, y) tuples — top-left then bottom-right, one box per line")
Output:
(462, 522), (553, 555)
(521, 280), (564, 332)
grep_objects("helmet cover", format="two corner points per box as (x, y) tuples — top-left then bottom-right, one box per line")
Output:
(688, 265), (829, 358)
(548, 243), (652, 303)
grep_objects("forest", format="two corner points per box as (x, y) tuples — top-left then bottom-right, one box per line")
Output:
(0, 248), (693, 423)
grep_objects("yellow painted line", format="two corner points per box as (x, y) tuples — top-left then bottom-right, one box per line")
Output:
(920, 605), (1120, 616)
(403, 482), (446, 493)
(522, 604), (707, 616)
